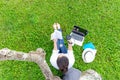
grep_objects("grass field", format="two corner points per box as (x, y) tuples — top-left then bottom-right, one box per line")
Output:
(0, 0), (120, 80)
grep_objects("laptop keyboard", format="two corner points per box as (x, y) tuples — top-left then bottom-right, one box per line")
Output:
(70, 33), (83, 41)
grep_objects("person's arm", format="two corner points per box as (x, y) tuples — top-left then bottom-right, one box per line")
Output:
(50, 39), (59, 69)
(67, 40), (75, 69)
(53, 39), (58, 50)
(68, 41), (73, 50)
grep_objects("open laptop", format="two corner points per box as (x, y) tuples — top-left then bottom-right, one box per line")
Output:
(70, 26), (88, 46)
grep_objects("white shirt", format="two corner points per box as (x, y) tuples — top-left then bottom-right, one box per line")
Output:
(50, 50), (75, 69)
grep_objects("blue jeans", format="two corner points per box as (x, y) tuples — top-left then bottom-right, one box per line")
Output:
(57, 29), (67, 54)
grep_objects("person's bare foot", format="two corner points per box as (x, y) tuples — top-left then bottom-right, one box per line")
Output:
(53, 23), (57, 30)
(56, 23), (61, 29)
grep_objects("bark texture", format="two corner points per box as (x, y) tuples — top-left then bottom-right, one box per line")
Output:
(0, 48), (61, 80)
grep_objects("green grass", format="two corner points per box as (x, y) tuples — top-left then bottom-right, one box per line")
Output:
(0, 0), (120, 80)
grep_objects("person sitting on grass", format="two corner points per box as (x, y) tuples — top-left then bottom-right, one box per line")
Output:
(50, 23), (75, 75)
(50, 23), (102, 80)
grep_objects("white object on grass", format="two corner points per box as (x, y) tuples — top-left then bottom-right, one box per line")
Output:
(51, 30), (63, 40)
(82, 48), (97, 63)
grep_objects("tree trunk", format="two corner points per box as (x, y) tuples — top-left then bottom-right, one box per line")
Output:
(0, 48), (61, 80)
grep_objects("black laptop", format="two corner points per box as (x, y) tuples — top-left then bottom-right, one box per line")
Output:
(70, 26), (88, 46)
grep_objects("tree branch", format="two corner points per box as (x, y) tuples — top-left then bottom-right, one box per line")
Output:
(0, 48), (61, 80)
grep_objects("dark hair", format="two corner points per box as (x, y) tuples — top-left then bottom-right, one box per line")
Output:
(57, 56), (69, 74)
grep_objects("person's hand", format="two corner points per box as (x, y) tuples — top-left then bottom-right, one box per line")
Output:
(68, 40), (73, 45)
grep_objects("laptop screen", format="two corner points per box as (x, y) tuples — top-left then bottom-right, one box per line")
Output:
(72, 26), (88, 36)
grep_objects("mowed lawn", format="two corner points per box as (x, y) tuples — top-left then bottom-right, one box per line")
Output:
(0, 0), (120, 80)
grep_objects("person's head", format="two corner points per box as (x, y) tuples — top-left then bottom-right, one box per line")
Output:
(57, 55), (69, 74)
(79, 69), (102, 80)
